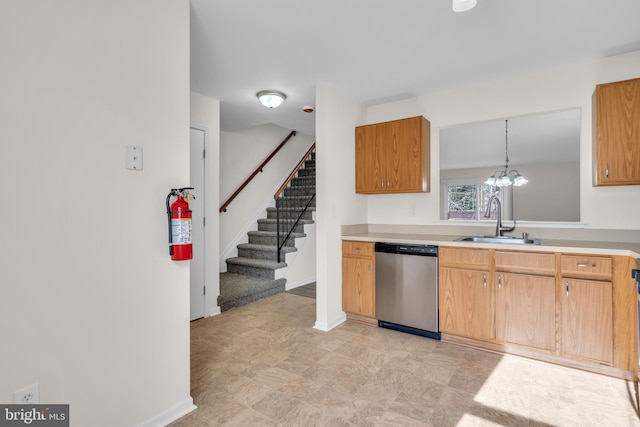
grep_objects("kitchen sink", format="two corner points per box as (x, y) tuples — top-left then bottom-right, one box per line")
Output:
(456, 236), (541, 245)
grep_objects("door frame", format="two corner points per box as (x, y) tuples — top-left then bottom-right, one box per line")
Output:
(190, 124), (208, 320)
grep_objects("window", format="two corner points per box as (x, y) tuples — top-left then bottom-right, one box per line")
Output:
(442, 178), (512, 221)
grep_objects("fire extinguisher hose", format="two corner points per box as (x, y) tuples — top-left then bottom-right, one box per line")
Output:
(166, 192), (174, 256)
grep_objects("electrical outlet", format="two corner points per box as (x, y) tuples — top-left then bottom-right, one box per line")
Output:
(14, 383), (39, 404)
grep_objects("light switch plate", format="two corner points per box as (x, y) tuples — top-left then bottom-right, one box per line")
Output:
(126, 145), (143, 171)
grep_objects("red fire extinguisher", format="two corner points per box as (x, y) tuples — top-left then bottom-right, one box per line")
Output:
(166, 187), (195, 261)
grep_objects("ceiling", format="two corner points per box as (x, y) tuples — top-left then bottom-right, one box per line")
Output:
(190, 0), (640, 137)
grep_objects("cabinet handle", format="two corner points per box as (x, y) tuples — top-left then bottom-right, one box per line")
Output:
(565, 281), (569, 296)
(606, 164), (609, 178)
(498, 274), (501, 289)
(576, 262), (596, 268)
(483, 273), (486, 288)
(368, 261), (371, 272)
(387, 178), (390, 188)
(381, 179), (384, 188)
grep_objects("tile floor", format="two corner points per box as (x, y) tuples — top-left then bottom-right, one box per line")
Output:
(170, 292), (640, 426)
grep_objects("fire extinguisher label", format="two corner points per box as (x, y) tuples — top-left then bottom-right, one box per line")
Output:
(171, 218), (192, 244)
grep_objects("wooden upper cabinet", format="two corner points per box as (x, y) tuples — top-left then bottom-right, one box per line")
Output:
(593, 77), (640, 186)
(355, 116), (430, 194)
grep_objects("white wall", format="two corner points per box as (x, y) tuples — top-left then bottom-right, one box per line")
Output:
(219, 124), (315, 269)
(365, 50), (640, 230)
(315, 83), (368, 330)
(191, 92), (221, 317)
(283, 223), (317, 290)
(0, 2), (193, 426)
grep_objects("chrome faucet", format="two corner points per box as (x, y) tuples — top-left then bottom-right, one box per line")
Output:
(484, 194), (515, 237)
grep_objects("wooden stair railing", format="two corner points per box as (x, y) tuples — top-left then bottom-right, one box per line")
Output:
(219, 130), (297, 213)
(275, 143), (316, 263)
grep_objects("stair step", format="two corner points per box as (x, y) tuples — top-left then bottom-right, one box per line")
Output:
(266, 207), (315, 220)
(247, 230), (305, 246)
(226, 257), (287, 279)
(237, 243), (296, 261)
(277, 195), (316, 207)
(257, 218), (312, 233)
(297, 167), (315, 177)
(290, 177), (315, 187)
(284, 185), (315, 197)
(217, 272), (286, 312)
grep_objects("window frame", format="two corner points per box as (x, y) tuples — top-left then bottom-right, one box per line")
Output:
(441, 177), (514, 222)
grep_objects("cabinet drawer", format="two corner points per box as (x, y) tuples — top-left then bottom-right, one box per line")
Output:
(342, 241), (374, 258)
(561, 254), (612, 279)
(495, 251), (556, 276)
(440, 247), (490, 269)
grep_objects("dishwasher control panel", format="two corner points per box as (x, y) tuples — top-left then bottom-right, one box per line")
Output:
(375, 242), (438, 256)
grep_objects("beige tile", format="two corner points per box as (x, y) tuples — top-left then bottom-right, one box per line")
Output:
(388, 391), (436, 423)
(167, 412), (211, 427)
(179, 293), (640, 427)
(219, 407), (278, 427)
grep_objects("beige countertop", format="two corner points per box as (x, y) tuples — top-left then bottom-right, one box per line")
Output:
(342, 232), (640, 258)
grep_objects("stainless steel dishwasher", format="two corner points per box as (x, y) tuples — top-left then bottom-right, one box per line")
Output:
(375, 242), (440, 340)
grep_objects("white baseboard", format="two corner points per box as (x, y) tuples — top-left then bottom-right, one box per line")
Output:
(136, 397), (196, 427)
(285, 277), (316, 291)
(314, 312), (346, 332)
(207, 305), (221, 317)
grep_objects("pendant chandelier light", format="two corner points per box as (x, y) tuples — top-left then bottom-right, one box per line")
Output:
(485, 120), (528, 187)
(453, 0), (477, 12)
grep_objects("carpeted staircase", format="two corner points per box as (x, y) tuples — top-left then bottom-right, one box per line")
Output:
(218, 152), (315, 311)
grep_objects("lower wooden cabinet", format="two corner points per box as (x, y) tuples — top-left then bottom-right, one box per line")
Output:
(439, 247), (636, 378)
(495, 272), (556, 351)
(342, 241), (375, 318)
(560, 278), (613, 364)
(440, 267), (494, 340)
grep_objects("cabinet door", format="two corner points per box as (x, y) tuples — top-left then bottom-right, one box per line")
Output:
(342, 257), (375, 318)
(386, 117), (426, 192)
(594, 78), (640, 186)
(355, 123), (386, 193)
(496, 273), (556, 351)
(439, 267), (493, 340)
(561, 278), (613, 364)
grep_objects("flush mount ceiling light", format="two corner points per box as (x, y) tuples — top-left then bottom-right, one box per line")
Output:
(257, 90), (286, 109)
(485, 119), (528, 187)
(452, 0), (477, 12)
